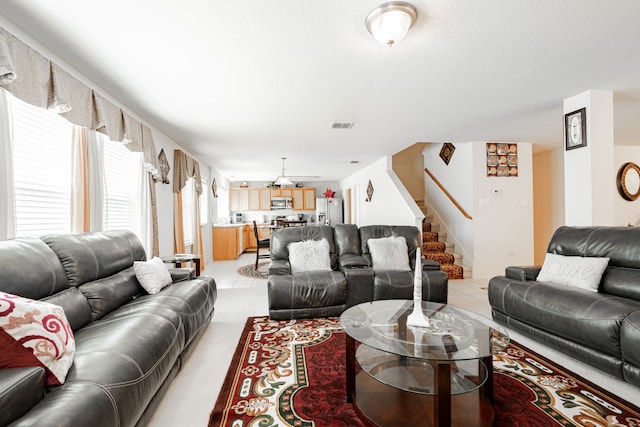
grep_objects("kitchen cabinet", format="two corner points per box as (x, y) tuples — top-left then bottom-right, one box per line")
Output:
(232, 188), (272, 211)
(230, 188), (249, 211)
(259, 188), (271, 210)
(271, 188), (293, 198)
(212, 226), (239, 261)
(303, 188), (316, 210)
(291, 189), (304, 210)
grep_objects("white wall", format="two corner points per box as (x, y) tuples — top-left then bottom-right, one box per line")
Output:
(614, 146), (640, 226)
(563, 90), (615, 226)
(472, 142), (534, 278)
(341, 157), (422, 227)
(423, 143), (475, 266)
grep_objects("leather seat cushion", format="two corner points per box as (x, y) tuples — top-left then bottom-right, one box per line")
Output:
(268, 271), (347, 310)
(494, 279), (640, 358)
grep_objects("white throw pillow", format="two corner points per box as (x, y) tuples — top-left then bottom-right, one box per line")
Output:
(134, 257), (173, 294)
(367, 236), (411, 272)
(288, 239), (332, 274)
(536, 253), (609, 292)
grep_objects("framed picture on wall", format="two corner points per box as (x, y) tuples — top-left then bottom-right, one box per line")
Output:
(565, 108), (587, 150)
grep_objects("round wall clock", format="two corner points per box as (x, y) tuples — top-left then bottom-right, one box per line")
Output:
(617, 162), (640, 201)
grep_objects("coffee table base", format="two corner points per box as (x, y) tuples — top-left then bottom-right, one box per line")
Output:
(353, 370), (495, 427)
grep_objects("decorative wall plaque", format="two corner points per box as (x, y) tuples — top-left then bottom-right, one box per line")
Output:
(366, 180), (374, 202)
(439, 143), (455, 165)
(487, 143), (518, 177)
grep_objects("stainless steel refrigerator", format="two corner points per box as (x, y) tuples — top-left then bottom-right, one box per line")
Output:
(315, 198), (343, 225)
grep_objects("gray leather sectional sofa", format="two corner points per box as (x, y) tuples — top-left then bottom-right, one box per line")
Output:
(488, 226), (640, 387)
(0, 231), (217, 427)
(267, 224), (448, 319)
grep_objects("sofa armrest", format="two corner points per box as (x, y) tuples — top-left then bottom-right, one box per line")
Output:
(505, 265), (541, 281)
(0, 367), (46, 426)
(342, 266), (374, 307)
(169, 268), (196, 282)
(268, 259), (291, 276)
(338, 254), (369, 269)
(421, 259), (441, 271)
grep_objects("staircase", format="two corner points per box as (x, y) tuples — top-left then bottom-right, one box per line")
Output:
(417, 200), (467, 280)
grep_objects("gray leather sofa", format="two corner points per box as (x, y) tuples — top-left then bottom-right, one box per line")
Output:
(267, 224), (448, 320)
(0, 231), (217, 427)
(488, 226), (640, 387)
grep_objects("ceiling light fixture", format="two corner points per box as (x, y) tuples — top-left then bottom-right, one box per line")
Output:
(365, 2), (417, 47)
(275, 157), (293, 186)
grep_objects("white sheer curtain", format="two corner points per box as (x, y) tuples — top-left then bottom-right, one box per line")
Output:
(133, 154), (153, 257)
(0, 88), (16, 240)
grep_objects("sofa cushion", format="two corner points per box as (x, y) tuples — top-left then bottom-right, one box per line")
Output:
(0, 292), (75, 386)
(80, 267), (144, 320)
(268, 271), (347, 310)
(536, 253), (609, 292)
(367, 236), (410, 272)
(43, 288), (93, 331)
(133, 257), (172, 294)
(288, 239), (331, 274)
(490, 279), (640, 359)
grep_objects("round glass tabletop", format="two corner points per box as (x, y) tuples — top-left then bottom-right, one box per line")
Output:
(340, 300), (509, 362)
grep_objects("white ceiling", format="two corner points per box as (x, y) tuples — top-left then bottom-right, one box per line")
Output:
(2, 1), (639, 181)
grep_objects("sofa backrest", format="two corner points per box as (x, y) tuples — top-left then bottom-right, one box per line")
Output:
(270, 225), (338, 269)
(0, 237), (69, 300)
(334, 224), (360, 257)
(359, 225), (421, 268)
(548, 226), (640, 300)
(42, 230), (147, 287)
(42, 230), (148, 321)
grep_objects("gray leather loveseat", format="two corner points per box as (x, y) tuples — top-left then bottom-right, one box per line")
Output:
(267, 224), (448, 320)
(488, 226), (640, 387)
(0, 231), (217, 427)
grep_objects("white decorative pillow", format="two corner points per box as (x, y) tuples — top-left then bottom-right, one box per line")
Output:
(288, 239), (332, 274)
(0, 292), (76, 386)
(367, 236), (411, 272)
(536, 253), (610, 292)
(134, 257), (173, 294)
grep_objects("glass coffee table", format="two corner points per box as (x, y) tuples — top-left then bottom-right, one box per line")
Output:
(340, 300), (509, 427)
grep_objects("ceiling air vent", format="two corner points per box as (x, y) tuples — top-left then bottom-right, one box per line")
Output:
(331, 122), (355, 129)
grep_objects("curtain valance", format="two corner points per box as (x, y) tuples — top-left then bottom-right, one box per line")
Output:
(0, 27), (159, 179)
(173, 150), (203, 195)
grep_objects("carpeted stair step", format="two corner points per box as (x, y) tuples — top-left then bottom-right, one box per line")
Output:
(421, 215), (464, 280)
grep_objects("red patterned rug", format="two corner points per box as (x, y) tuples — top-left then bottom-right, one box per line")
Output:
(209, 317), (640, 427)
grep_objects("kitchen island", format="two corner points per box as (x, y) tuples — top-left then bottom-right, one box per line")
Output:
(212, 223), (271, 261)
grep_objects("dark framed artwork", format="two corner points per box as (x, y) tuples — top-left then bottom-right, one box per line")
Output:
(439, 143), (455, 165)
(211, 178), (218, 198)
(365, 180), (374, 202)
(158, 149), (170, 184)
(565, 108), (587, 150)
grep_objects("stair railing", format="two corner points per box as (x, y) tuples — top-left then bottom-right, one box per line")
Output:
(424, 168), (473, 220)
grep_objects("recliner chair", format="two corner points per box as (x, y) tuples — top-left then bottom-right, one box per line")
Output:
(267, 225), (370, 320)
(352, 224), (448, 303)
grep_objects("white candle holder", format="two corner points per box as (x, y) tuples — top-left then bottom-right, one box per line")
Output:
(406, 247), (431, 328)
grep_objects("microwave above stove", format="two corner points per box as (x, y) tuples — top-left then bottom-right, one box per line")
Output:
(271, 196), (292, 210)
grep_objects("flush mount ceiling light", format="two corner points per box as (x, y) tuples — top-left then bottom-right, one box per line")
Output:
(365, 2), (417, 47)
(275, 157), (293, 186)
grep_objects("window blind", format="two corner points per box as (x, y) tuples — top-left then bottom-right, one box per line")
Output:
(182, 177), (194, 246)
(11, 96), (72, 237)
(103, 140), (138, 232)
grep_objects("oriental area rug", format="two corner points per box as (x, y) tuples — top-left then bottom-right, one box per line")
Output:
(209, 317), (640, 427)
(237, 262), (270, 279)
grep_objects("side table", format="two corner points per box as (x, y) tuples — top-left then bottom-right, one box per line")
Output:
(162, 254), (201, 277)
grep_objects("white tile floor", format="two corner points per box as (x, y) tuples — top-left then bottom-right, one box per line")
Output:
(148, 253), (640, 426)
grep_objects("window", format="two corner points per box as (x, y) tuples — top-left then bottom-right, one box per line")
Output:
(103, 139), (142, 232)
(10, 96), (73, 237)
(182, 177), (194, 246)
